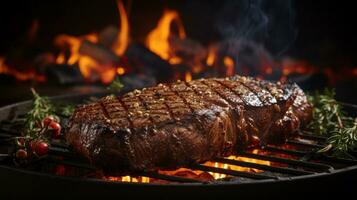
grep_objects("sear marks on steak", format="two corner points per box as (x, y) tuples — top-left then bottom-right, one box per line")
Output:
(65, 75), (312, 174)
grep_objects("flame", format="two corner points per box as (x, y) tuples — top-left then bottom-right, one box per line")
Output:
(112, 0), (129, 56)
(54, 0), (129, 84)
(223, 56), (235, 76)
(185, 71), (192, 81)
(117, 67), (126, 75)
(54, 33), (117, 83)
(146, 9), (186, 64)
(54, 34), (83, 65)
(0, 57), (45, 82)
(106, 149), (270, 183)
(203, 149), (270, 179)
(206, 47), (216, 66)
(107, 176), (150, 183)
(279, 58), (316, 82)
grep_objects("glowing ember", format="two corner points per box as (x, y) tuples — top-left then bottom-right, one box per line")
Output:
(223, 56), (235, 77)
(185, 71), (192, 81)
(206, 47), (216, 66)
(117, 67), (126, 75)
(54, 33), (118, 84)
(1, 4), (356, 86)
(279, 58), (316, 82)
(106, 149), (270, 183)
(146, 9), (186, 64)
(203, 149), (270, 179)
(0, 57), (45, 82)
(54, 0), (129, 84)
(107, 176), (150, 183)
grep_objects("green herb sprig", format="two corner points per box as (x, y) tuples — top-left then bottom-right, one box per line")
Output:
(307, 89), (357, 158)
(58, 104), (75, 117)
(24, 88), (57, 137)
(107, 77), (124, 93)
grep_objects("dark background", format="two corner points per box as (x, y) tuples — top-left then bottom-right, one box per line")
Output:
(0, 0), (356, 66)
(0, 0), (356, 105)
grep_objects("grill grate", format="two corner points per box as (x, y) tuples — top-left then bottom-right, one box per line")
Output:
(3, 129), (357, 184)
(1, 130), (357, 184)
(1, 94), (357, 185)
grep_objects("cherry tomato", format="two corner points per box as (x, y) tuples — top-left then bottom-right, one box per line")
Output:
(15, 149), (28, 159)
(34, 141), (49, 156)
(42, 116), (55, 127)
(49, 121), (61, 138)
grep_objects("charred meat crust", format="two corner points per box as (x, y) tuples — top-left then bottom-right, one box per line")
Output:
(65, 75), (312, 174)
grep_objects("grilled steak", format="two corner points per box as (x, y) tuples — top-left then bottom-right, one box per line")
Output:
(65, 75), (312, 174)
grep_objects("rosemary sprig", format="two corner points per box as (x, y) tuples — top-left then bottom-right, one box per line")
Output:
(57, 104), (75, 117)
(327, 118), (357, 158)
(307, 89), (357, 158)
(24, 88), (57, 137)
(307, 89), (344, 135)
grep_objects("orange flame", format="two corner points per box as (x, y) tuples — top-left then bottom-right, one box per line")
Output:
(223, 56), (235, 76)
(112, 0), (130, 56)
(54, 0), (129, 84)
(107, 176), (150, 183)
(279, 58), (316, 82)
(146, 9), (186, 64)
(117, 67), (126, 75)
(206, 47), (216, 67)
(185, 71), (192, 81)
(54, 33), (116, 83)
(106, 149), (270, 183)
(0, 57), (45, 82)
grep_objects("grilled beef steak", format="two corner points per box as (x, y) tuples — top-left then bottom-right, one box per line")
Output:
(65, 76), (312, 174)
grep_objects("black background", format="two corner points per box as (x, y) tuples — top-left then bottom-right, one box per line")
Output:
(0, 0), (356, 105)
(0, 0), (357, 67)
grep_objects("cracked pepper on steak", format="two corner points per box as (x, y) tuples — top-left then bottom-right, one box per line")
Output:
(65, 75), (312, 174)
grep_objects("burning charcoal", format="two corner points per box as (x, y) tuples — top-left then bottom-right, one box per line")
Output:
(45, 64), (84, 85)
(34, 53), (56, 68)
(169, 35), (207, 67)
(98, 26), (119, 49)
(214, 39), (275, 78)
(79, 40), (120, 66)
(124, 42), (174, 82)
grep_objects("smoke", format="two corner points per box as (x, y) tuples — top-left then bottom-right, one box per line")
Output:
(214, 0), (297, 56)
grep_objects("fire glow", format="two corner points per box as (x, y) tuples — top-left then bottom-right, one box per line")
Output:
(107, 149), (270, 183)
(146, 9), (186, 64)
(54, 0), (129, 84)
(0, 57), (45, 82)
(0, 2), (356, 84)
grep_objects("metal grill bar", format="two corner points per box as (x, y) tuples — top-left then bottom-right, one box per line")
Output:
(297, 132), (327, 141)
(190, 164), (277, 180)
(314, 155), (357, 165)
(140, 171), (206, 183)
(235, 151), (333, 171)
(286, 140), (326, 149)
(264, 145), (309, 156)
(0, 123), (355, 184)
(214, 157), (314, 175)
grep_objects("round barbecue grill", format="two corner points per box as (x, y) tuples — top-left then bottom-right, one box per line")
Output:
(1, 93), (357, 199)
